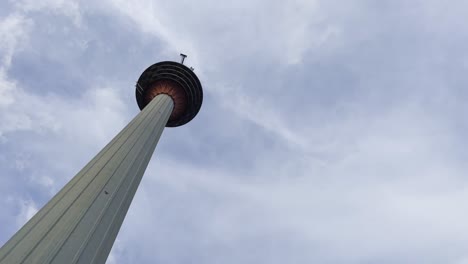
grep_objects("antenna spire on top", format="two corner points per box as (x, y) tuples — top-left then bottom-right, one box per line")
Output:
(180, 53), (187, 64)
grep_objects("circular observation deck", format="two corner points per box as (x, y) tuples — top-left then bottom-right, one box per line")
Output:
(136, 61), (203, 127)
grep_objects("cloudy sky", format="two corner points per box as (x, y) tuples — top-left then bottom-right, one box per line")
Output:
(1, 0), (468, 263)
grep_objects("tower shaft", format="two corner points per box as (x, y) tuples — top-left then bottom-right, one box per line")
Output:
(0, 94), (174, 264)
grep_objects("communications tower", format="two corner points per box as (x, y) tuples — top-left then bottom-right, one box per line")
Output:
(0, 57), (203, 264)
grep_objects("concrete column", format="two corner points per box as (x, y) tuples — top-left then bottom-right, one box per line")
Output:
(0, 94), (174, 264)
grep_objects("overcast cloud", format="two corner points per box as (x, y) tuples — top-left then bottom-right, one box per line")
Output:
(2, 0), (468, 263)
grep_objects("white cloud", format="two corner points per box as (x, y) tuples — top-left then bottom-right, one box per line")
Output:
(0, 70), (16, 107)
(13, 0), (82, 26)
(0, 13), (32, 68)
(101, 0), (337, 66)
(212, 83), (303, 146)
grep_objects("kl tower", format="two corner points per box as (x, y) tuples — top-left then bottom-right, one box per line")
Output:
(0, 55), (203, 264)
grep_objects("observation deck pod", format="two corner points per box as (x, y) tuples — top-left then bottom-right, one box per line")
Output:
(136, 61), (203, 127)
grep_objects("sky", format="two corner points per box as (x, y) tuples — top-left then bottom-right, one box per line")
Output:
(1, 0), (468, 263)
